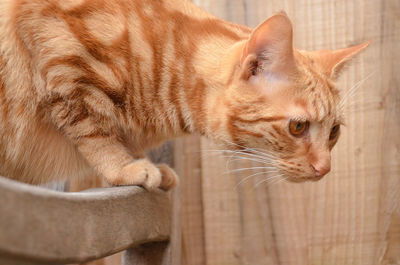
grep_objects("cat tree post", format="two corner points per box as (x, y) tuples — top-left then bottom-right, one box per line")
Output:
(123, 242), (171, 265)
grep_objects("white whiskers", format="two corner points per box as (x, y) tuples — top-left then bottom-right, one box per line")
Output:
(339, 71), (376, 110)
(228, 166), (278, 174)
(255, 173), (284, 186)
(236, 171), (280, 189)
(202, 137), (289, 189)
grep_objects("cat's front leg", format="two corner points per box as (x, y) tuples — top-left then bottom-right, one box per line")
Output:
(77, 136), (177, 191)
(48, 100), (177, 191)
(76, 135), (178, 191)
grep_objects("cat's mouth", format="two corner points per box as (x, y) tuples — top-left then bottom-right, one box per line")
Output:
(277, 167), (325, 183)
(280, 164), (329, 183)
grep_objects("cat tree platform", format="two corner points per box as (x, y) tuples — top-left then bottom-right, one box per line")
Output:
(0, 176), (171, 265)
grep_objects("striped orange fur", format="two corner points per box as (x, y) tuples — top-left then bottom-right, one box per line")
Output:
(0, 0), (368, 189)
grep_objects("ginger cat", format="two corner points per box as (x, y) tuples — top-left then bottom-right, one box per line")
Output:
(0, 0), (368, 190)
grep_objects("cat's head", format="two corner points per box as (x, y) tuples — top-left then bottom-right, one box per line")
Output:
(212, 12), (369, 182)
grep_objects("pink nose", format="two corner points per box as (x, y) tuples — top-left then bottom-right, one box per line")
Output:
(312, 163), (331, 177)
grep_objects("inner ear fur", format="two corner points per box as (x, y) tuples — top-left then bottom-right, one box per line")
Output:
(240, 12), (297, 80)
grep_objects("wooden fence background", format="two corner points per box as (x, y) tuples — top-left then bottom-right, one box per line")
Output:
(170, 0), (400, 265)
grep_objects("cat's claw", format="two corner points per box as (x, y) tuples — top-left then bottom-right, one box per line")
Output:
(157, 164), (179, 191)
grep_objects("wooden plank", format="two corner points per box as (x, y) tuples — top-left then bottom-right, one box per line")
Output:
(169, 139), (183, 265)
(373, 1), (400, 263)
(173, 136), (206, 265)
(200, 138), (241, 265)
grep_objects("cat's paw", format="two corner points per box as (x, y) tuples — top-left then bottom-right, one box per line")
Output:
(157, 164), (179, 191)
(113, 159), (177, 191)
(116, 159), (162, 190)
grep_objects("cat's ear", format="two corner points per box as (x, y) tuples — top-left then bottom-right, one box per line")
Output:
(240, 12), (297, 81)
(316, 41), (370, 80)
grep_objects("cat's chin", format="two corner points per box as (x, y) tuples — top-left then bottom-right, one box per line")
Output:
(285, 175), (324, 183)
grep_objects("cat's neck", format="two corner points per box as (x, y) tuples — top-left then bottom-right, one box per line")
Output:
(190, 36), (248, 135)
(170, 16), (250, 136)
(127, 1), (250, 139)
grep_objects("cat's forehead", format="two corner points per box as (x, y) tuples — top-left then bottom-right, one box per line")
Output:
(292, 56), (342, 121)
(285, 97), (343, 125)
(275, 77), (343, 124)
(244, 58), (343, 123)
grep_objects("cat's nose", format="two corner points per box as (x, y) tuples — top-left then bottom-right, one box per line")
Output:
(308, 148), (331, 178)
(311, 163), (331, 177)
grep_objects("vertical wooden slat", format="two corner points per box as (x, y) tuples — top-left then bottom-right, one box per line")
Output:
(200, 138), (241, 265)
(374, 1), (400, 264)
(172, 136), (206, 265)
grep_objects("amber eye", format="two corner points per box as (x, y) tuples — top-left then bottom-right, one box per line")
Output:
(289, 120), (309, 136)
(329, 124), (340, 140)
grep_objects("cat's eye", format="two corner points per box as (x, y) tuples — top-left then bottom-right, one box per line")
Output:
(289, 120), (309, 137)
(329, 125), (340, 140)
